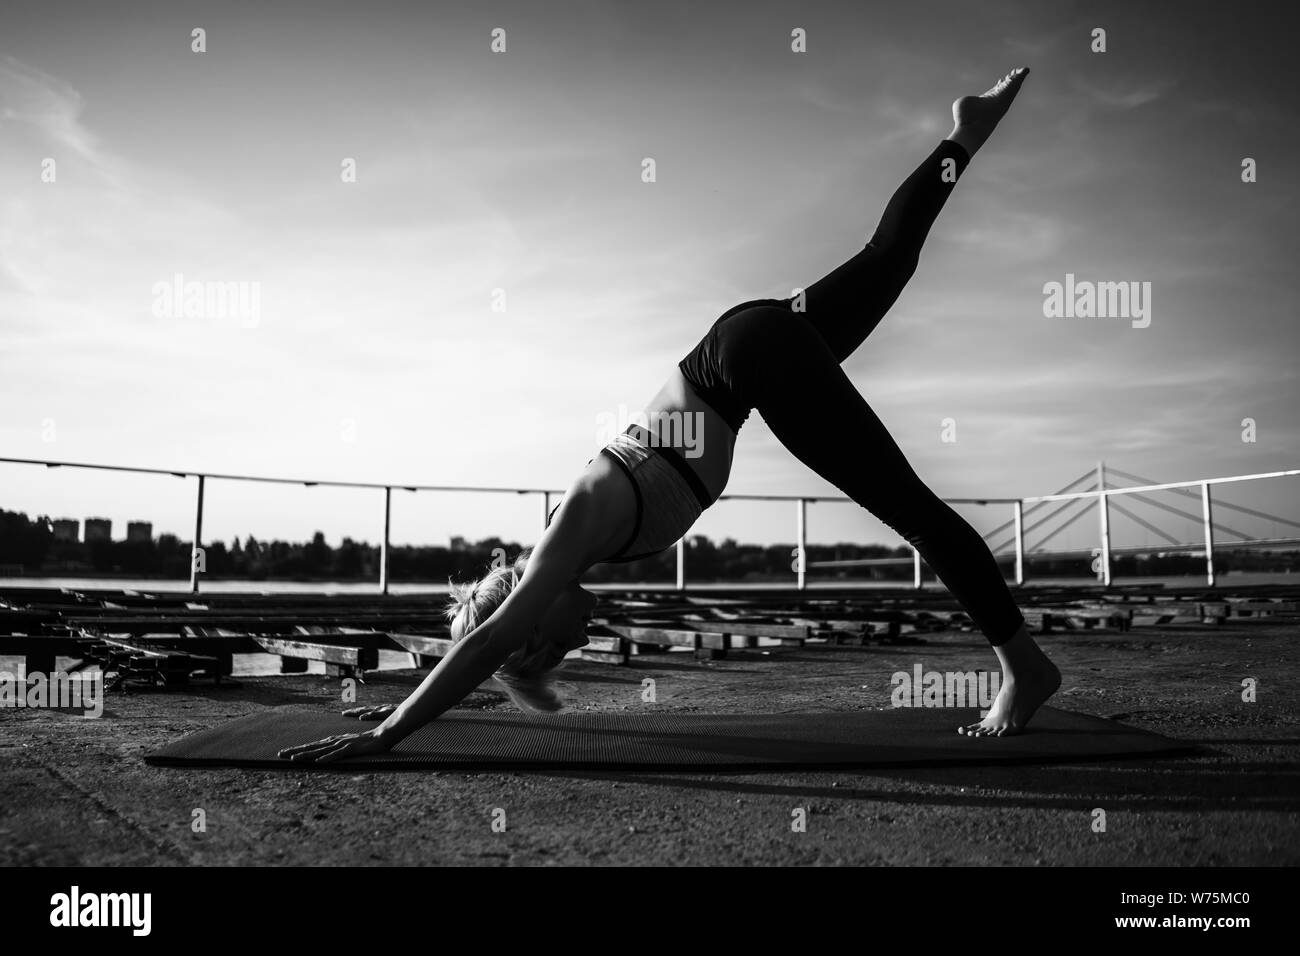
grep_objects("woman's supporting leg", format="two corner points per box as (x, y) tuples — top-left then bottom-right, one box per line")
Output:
(745, 310), (1023, 643)
(734, 307), (1059, 734)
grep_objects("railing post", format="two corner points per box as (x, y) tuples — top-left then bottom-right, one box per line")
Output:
(676, 538), (686, 591)
(1097, 461), (1112, 586)
(912, 547), (922, 589)
(1097, 492), (1112, 587)
(795, 498), (807, 590)
(1013, 499), (1025, 585)
(379, 486), (392, 595)
(189, 474), (205, 594)
(540, 491), (550, 536)
(1201, 481), (1216, 587)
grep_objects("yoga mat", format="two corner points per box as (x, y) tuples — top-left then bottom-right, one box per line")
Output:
(144, 705), (1195, 771)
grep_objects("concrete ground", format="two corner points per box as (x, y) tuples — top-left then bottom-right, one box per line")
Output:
(2, 620), (1297, 866)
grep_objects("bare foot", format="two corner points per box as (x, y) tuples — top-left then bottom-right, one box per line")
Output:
(958, 664), (1061, 737)
(948, 67), (1030, 156)
(958, 623), (1061, 737)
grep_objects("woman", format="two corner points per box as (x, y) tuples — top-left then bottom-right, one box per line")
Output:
(280, 67), (1060, 763)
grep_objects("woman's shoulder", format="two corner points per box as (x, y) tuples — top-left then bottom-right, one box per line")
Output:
(543, 456), (637, 565)
(566, 455), (636, 523)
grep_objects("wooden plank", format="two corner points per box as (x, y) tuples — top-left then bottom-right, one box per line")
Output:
(582, 635), (623, 654)
(57, 610), (454, 631)
(388, 631), (628, 665)
(1223, 599), (1298, 612)
(252, 637), (377, 670)
(1026, 605), (1132, 621)
(604, 625), (727, 650)
(611, 617), (812, 640)
(817, 628), (865, 646)
(686, 620), (811, 640)
(97, 637), (217, 663)
(579, 646), (628, 665)
(80, 632), (262, 655)
(628, 642), (670, 655)
(386, 633), (455, 658)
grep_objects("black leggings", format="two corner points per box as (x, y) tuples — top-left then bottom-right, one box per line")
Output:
(681, 139), (1025, 646)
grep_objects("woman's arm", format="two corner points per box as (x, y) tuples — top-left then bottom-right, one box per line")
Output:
(279, 482), (617, 763)
(368, 586), (545, 745)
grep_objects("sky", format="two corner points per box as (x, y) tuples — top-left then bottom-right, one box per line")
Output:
(2, 0), (1298, 568)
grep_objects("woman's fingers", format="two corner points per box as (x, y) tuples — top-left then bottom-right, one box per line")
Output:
(286, 742), (348, 761)
(312, 734), (382, 764)
(278, 733), (348, 759)
(277, 734), (334, 756)
(342, 705), (395, 720)
(278, 731), (384, 763)
(314, 741), (360, 763)
(309, 744), (348, 763)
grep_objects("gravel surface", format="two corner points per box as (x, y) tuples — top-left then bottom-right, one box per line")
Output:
(2, 621), (1296, 866)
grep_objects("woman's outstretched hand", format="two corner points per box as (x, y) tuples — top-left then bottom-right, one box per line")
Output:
(278, 728), (391, 764)
(342, 704), (397, 721)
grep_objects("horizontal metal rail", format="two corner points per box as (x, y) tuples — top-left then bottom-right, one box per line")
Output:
(811, 535), (1300, 568)
(1023, 469), (1300, 502)
(3, 456), (1296, 594)
(0, 455), (1012, 504)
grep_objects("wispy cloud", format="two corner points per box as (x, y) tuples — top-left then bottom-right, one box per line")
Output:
(1068, 74), (1177, 111)
(0, 54), (100, 162)
(1, 1), (1296, 550)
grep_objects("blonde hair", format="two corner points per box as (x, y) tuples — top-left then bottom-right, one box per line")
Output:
(445, 548), (563, 712)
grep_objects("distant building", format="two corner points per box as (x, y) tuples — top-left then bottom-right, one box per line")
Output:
(52, 519), (80, 542)
(84, 518), (112, 542)
(126, 521), (153, 543)
(449, 536), (468, 551)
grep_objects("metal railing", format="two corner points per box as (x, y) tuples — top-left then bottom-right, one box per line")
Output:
(2, 456), (1296, 593)
(1020, 467), (1300, 588)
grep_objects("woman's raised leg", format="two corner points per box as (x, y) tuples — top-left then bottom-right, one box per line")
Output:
(781, 68), (1029, 364)
(788, 139), (970, 362)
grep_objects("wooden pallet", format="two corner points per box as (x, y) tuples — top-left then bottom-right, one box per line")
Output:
(4, 583), (1297, 677)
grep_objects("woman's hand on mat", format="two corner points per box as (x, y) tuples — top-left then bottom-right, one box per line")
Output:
(342, 704), (397, 721)
(277, 729), (391, 763)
